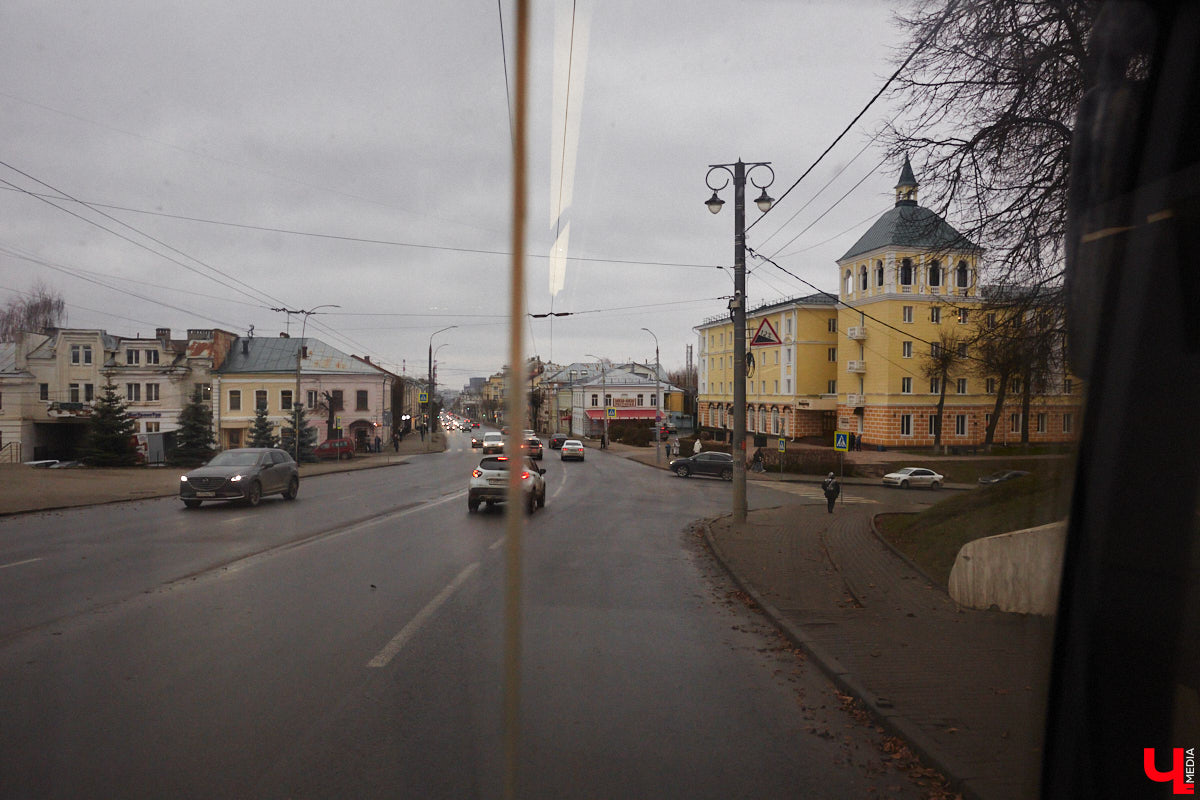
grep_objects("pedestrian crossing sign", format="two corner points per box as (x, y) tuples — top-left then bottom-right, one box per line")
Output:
(419, 391), (429, 404)
(606, 407), (616, 418)
(834, 431), (849, 452)
(777, 437), (786, 453)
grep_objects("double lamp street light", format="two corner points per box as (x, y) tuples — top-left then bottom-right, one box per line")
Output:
(705, 159), (774, 524)
(427, 326), (457, 451)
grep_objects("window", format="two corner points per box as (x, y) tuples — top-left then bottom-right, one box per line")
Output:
(605, 393), (612, 407)
(255, 390), (267, 410)
(772, 409), (780, 434)
(986, 313), (997, 329)
(900, 258), (913, 285)
(126, 349), (140, 365)
(859, 265), (868, 290)
(281, 390), (293, 411)
(928, 415), (940, 435)
(900, 414), (912, 436)
(1064, 378), (1073, 395)
(85, 384), (94, 402)
(773, 380), (779, 393)
(956, 378), (968, 394)
(146, 350), (159, 364)
(1063, 413), (1073, 433)
(875, 261), (884, 286)
(637, 394), (644, 406)
(930, 377), (940, 394)
(146, 421), (160, 433)
(955, 414), (967, 436)
(39, 384), (48, 401)
(929, 260), (941, 287)
(958, 308), (969, 324)
(785, 378), (792, 393)
(844, 270), (854, 294)
(1037, 413), (1047, 433)
(126, 383), (141, 401)
(774, 350), (779, 364)
(69, 383), (80, 403)
(307, 390), (318, 409)
(902, 341), (913, 358)
(931, 342), (943, 357)
(356, 390), (369, 411)
(228, 430), (241, 448)
(902, 306), (913, 323)
(785, 348), (792, 364)
(956, 260), (969, 288)
(229, 390), (241, 411)
(986, 378), (997, 394)
(930, 306), (941, 324)
(197, 383), (212, 403)
(828, 347), (837, 362)
(330, 390), (344, 411)
(1010, 413), (1022, 433)
(591, 394), (598, 407)
(901, 377), (912, 394)
(785, 317), (793, 336)
(957, 342), (968, 358)
(146, 383), (159, 402)
(1011, 378), (1022, 394)
(827, 379), (836, 394)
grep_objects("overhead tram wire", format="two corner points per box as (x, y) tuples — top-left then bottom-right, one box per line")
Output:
(744, 0), (961, 235)
(0, 186), (726, 272)
(765, 156), (889, 259)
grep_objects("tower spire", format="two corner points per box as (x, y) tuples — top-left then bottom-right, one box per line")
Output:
(894, 155), (918, 206)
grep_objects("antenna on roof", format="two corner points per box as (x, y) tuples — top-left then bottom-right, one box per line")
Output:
(248, 324), (255, 338)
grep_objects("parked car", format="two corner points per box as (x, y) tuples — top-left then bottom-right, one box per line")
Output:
(669, 451), (734, 480)
(179, 447), (299, 508)
(313, 437), (355, 459)
(882, 466), (944, 489)
(560, 439), (585, 461)
(481, 431), (504, 454)
(978, 469), (1031, 485)
(549, 433), (568, 450)
(468, 455), (546, 513)
(523, 436), (543, 460)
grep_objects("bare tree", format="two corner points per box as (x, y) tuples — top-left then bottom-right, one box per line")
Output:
(884, 0), (1096, 290)
(920, 330), (965, 450)
(0, 282), (67, 339)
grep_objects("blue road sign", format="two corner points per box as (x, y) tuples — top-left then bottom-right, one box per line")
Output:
(834, 431), (849, 452)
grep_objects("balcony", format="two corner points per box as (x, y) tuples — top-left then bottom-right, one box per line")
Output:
(847, 360), (867, 373)
(846, 325), (867, 340)
(846, 393), (866, 407)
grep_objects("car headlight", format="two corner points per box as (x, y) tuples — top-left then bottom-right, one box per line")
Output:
(180, 475), (188, 482)
(230, 474), (243, 482)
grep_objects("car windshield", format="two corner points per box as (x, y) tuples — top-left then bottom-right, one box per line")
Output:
(4, 4), (1194, 799)
(207, 451), (262, 467)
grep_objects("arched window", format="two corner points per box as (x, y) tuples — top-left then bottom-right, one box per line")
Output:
(929, 259), (941, 287)
(772, 408), (779, 434)
(900, 258), (913, 286)
(859, 265), (868, 290)
(875, 261), (884, 286)
(956, 260), (969, 288)
(844, 270), (854, 295)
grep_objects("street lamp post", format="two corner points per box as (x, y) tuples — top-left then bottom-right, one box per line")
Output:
(705, 159), (774, 523)
(585, 354), (608, 447)
(427, 326), (457, 452)
(641, 327), (662, 465)
(278, 304), (340, 464)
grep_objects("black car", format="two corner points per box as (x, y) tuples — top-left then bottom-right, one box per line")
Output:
(669, 451), (734, 480)
(549, 433), (568, 450)
(179, 447), (299, 508)
(978, 469), (1030, 485)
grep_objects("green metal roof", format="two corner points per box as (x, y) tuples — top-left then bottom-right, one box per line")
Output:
(839, 204), (979, 262)
(217, 337), (383, 375)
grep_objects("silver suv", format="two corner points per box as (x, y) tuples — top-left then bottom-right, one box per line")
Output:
(468, 455), (546, 514)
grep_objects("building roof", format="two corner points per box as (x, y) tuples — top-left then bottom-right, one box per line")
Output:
(217, 336), (387, 376)
(0, 343), (17, 374)
(700, 292), (836, 328)
(839, 203), (979, 262)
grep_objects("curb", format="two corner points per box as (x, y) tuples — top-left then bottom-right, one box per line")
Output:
(700, 515), (983, 800)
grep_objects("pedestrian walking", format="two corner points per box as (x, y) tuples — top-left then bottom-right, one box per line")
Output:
(670, 435), (680, 460)
(693, 437), (702, 456)
(601, 432), (607, 449)
(751, 447), (765, 473)
(822, 471), (841, 513)
(392, 433), (399, 452)
(847, 432), (855, 451)
(374, 434), (382, 453)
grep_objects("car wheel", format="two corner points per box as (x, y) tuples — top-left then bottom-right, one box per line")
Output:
(900, 479), (909, 489)
(468, 497), (479, 513)
(537, 487), (546, 508)
(183, 499), (201, 509)
(931, 480), (942, 490)
(283, 476), (299, 500)
(246, 481), (262, 507)
(720, 467), (733, 481)
(526, 491), (536, 515)
(675, 465), (691, 478)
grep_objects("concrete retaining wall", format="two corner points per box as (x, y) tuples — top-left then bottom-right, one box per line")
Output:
(948, 521), (1067, 615)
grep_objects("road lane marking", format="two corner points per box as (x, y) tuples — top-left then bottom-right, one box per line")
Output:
(489, 536), (506, 551)
(0, 557), (43, 571)
(367, 561), (480, 668)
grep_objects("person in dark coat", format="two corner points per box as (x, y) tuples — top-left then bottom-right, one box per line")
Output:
(822, 471), (840, 513)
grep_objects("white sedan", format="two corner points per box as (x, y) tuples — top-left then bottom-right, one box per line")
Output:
(881, 466), (944, 489)
(560, 439), (585, 461)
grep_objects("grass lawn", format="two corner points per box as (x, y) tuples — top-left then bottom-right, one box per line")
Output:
(875, 462), (1074, 587)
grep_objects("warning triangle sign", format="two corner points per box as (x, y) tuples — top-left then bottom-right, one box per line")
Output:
(751, 318), (782, 346)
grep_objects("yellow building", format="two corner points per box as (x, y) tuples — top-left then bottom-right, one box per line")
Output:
(698, 159), (1082, 449)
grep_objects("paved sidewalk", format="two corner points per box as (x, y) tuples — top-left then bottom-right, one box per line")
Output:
(602, 439), (1054, 800)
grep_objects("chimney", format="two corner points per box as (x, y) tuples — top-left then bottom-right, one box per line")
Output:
(279, 332), (289, 338)
(155, 327), (171, 344)
(241, 339), (249, 356)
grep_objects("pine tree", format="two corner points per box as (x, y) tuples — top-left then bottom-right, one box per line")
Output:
(169, 387), (216, 466)
(83, 381), (140, 466)
(248, 405), (277, 448)
(279, 404), (318, 462)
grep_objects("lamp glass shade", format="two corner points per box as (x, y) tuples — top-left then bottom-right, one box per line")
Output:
(705, 192), (724, 214)
(754, 188), (774, 212)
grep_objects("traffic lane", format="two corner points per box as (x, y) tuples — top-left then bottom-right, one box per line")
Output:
(0, 449), (479, 639)
(0, 485), (503, 800)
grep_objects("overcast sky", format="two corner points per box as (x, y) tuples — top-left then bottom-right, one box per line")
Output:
(0, 0), (903, 389)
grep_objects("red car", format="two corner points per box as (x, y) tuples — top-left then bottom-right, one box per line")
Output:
(314, 437), (355, 460)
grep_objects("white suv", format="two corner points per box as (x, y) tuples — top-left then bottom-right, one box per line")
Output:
(481, 431), (504, 454)
(468, 455), (546, 513)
